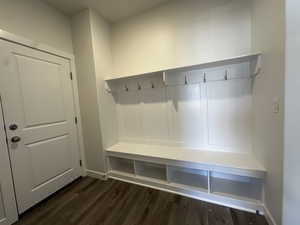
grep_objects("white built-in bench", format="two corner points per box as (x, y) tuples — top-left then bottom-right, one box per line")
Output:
(105, 142), (266, 214)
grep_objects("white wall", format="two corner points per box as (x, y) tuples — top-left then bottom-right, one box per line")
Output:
(283, 1), (300, 225)
(72, 9), (115, 173)
(0, 0), (73, 53)
(251, 0), (285, 224)
(72, 10), (106, 172)
(111, 0), (252, 78)
(89, 9), (118, 150)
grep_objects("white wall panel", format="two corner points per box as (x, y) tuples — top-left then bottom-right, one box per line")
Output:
(167, 85), (203, 148)
(113, 61), (253, 153)
(140, 88), (169, 142)
(206, 79), (252, 152)
(117, 90), (142, 141)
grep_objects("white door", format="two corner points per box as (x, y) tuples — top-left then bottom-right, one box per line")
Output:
(0, 40), (81, 214)
(0, 98), (18, 225)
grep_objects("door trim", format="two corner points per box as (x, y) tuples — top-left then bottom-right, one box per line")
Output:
(0, 96), (18, 225)
(0, 29), (73, 60)
(0, 29), (86, 176)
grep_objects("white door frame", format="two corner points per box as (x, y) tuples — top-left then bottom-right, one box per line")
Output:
(0, 98), (18, 225)
(0, 29), (87, 177)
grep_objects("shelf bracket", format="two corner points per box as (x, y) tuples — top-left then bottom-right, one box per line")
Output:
(104, 82), (112, 93)
(252, 55), (262, 78)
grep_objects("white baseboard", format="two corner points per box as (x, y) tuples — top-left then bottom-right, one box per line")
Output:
(264, 205), (277, 225)
(86, 170), (107, 180)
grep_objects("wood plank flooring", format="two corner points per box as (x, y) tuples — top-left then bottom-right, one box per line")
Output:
(14, 177), (269, 225)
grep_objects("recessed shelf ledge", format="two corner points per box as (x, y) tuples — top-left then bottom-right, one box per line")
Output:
(106, 142), (266, 179)
(104, 53), (262, 81)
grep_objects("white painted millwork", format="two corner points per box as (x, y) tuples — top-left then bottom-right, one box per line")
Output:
(108, 56), (258, 154)
(69, 4), (275, 218)
(104, 55), (266, 213)
(0, 100), (18, 225)
(107, 160), (265, 214)
(0, 40), (81, 213)
(107, 143), (265, 178)
(105, 53), (260, 81)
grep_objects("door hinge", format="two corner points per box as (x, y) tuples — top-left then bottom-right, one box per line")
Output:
(79, 160), (82, 167)
(70, 72), (73, 80)
(75, 117), (78, 124)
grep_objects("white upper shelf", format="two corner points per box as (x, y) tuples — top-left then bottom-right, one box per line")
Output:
(105, 53), (262, 81)
(106, 142), (266, 178)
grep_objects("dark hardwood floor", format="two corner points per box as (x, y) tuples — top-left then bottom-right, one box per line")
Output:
(14, 177), (268, 225)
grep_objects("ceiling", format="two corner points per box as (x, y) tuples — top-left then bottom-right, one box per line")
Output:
(42, 0), (172, 22)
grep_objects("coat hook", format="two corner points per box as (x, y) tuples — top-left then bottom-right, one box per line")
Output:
(138, 83), (141, 90)
(125, 84), (129, 92)
(151, 82), (155, 89)
(225, 70), (228, 81)
(184, 75), (188, 85)
(204, 73), (207, 83)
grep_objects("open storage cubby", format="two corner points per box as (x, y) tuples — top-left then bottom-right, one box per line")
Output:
(109, 156), (135, 175)
(210, 172), (263, 201)
(168, 166), (208, 191)
(135, 161), (167, 181)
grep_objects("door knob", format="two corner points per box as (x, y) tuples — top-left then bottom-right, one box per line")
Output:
(9, 124), (18, 130)
(11, 136), (21, 143)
